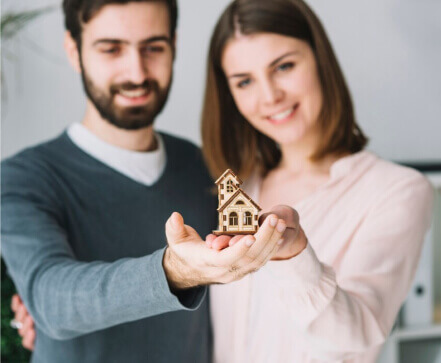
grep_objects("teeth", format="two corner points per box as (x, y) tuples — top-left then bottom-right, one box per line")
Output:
(269, 107), (294, 121)
(119, 89), (148, 98)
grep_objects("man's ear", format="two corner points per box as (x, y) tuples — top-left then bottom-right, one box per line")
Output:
(64, 31), (81, 73)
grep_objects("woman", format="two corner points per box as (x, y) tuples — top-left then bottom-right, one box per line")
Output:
(202, 0), (434, 362)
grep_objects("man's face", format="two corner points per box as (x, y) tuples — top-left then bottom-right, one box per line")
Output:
(78, 2), (174, 130)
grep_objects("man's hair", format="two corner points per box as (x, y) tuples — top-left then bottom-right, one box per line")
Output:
(63, 0), (178, 45)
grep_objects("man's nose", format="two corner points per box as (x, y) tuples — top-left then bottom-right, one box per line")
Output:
(125, 51), (148, 84)
(260, 79), (283, 105)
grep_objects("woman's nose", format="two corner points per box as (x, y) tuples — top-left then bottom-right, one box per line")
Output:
(260, 79), (283, 105)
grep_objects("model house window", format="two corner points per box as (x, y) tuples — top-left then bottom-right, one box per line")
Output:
(229, 212), (238, 226)
(244, 211), (252, 225)
(226, 180), (234, 193)
(235, 200), (245, 205)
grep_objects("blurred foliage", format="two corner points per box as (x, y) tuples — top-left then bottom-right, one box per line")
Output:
(1, 6), (56, 40)
(1, 258), (31, 362)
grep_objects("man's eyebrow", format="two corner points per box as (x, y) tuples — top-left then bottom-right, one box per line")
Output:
(93, 35), (172, 47)
(227, 50), (300, 79)
(139, 35), (172, 45)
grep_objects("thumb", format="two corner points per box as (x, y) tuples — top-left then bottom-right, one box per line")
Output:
(166, 212), (188, 244)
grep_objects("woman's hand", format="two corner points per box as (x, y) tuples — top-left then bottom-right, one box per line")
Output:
(11, 294), (35, 351)
(261, 205), (307, 260)
(206, 205), (307, 260)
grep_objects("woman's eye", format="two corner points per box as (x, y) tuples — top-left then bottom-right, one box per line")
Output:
(276, 62), (294, 72)
(237, 78), (251, 89)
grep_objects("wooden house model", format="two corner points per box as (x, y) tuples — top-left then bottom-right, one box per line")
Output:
(213, 169), (262, 236)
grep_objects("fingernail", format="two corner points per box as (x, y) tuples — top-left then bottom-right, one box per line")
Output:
(245, 237), (255, 246)
(277, 238), (284, 245)
(270, 217), (278, 227)
(277, 222), (286, 233)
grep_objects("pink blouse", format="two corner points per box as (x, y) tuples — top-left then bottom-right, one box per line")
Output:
(210, 151), (434, 363)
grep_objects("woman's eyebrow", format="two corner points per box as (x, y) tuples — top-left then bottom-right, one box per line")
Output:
(228, 50), (300, 79)
(268, 50), (299, 67)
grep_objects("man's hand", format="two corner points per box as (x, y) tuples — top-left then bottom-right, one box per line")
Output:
(11, 294), (35, 351)
(206, 205), (307, 260)
(163, 212), (286, 290)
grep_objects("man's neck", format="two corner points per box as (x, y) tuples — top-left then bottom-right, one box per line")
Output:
(82, 103), (157, 152)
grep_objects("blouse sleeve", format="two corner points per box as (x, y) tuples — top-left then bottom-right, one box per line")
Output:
(263, 171), (434, 360)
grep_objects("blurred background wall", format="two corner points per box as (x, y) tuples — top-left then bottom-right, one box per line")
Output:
(1, 0), (441, 361)
(2, 0), (441, 162)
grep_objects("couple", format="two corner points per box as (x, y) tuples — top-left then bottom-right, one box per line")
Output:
(2, 0), (434, 362)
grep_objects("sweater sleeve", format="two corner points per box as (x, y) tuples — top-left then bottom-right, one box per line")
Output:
(1, 158), (206, 340)
(263, 171), (434, 360)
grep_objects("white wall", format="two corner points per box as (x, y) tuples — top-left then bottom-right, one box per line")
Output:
(2, 0), (441, 162)
(307, 0), (441, 163)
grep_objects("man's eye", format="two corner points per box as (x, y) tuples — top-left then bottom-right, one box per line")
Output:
(276, 62), (294, 72)
(101, 47), (120, 54)
(142, 45), (165, 54)
(237, 78), (251, 89)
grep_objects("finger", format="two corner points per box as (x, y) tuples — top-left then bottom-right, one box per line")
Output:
(258, 212), (271, 227)
(165, 212), (188, 244)
(22, 329), (36, 351)
(11, 294), (21, 312)
(280, 225), (298, 244)
(18, 313), (30, 336)
(19, 315), (33, 337)
(246, 218), (287, 269)
(15, 304), (27, 325)
(205, 234), (217, 248)
(211, 235), (232, 250)
(214, 234), (256, 266)
(229, 235), (245, 247)
(244, 215), (281, 262)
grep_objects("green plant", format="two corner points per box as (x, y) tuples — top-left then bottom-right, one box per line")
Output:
(1, 259), (31, 362)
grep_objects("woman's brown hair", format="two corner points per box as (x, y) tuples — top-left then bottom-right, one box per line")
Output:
(201, 0), (368, 181)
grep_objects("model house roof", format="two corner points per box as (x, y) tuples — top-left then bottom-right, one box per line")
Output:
(215, 168), (243, 186)
(218, 188), (262, 213)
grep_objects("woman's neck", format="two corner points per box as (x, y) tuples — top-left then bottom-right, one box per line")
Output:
(278, 143), (338, 176)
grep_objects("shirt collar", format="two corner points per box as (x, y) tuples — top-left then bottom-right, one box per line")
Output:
(67, 123), (166, 186)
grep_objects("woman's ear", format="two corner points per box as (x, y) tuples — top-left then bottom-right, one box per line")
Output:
(64, 31), (81, 74)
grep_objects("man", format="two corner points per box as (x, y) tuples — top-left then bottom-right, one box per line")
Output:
(1, 1), (292, 362)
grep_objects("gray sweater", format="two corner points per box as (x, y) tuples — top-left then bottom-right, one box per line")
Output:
(1, 132), (217, 362)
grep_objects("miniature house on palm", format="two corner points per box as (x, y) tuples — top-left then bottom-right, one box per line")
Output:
(213, 169), (262, 235)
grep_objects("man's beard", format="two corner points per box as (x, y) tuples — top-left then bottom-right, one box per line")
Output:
(80, 63), (172, 131)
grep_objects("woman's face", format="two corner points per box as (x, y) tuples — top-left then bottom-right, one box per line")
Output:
(222, 33), (323, 147)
